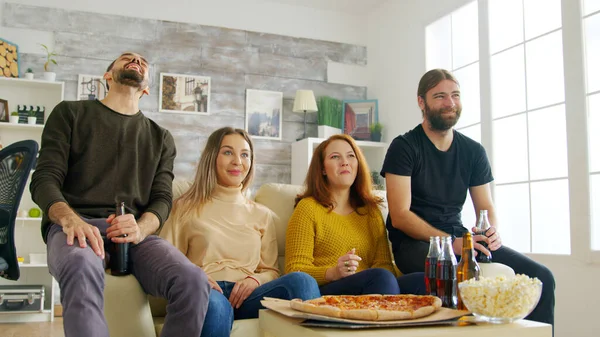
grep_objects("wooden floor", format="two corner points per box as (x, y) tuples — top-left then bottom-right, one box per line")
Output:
(2, 318), (65, 337)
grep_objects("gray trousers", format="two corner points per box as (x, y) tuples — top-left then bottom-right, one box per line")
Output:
(46, 219), (210, 337)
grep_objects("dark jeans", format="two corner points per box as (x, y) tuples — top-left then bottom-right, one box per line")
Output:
(47, 220), (211, 337)
(319, 268), (427, 296)
(392, 236), (555, 327)
(201, 272), (320, 337)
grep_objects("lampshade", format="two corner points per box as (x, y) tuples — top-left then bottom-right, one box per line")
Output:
(292, 90), (318, 113)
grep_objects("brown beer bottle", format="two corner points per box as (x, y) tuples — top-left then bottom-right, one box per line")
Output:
(457, 232), (480, 310)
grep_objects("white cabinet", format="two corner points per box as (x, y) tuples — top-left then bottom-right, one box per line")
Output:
(0, 77), (64, 322)
(291, 137), (389, 186)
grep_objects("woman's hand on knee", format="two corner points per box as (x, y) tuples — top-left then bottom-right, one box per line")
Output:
(229, 277), (259, 309)
(207, 275), (223, 294)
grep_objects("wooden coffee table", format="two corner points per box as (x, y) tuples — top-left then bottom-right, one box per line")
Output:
(258, 309), (552, 337)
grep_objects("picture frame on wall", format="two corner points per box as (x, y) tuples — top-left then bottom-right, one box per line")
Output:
(0, 38), (19, 78)
(245, 89), (283, 141)
(77, 74), (108, 101)
(159, 73), (211, 115)
(0, 98), (8, 122)
(341, 99), (379, 141)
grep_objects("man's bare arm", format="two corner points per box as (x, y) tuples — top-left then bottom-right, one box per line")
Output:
(48, 201), (81, 227)
(137, 212), (160, 238)
(469, 183), (498, 229)
(385, 173), (449, 241)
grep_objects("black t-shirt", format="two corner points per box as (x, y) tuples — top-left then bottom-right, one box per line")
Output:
(380, 124), (493, 244)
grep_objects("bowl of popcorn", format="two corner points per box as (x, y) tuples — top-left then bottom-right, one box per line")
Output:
(458, 274), (542, 324)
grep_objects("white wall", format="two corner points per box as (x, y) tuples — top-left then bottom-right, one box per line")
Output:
(368, 1), (599, 336)
(3, 0), (367, 46)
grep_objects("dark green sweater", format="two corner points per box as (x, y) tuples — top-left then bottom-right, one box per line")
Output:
(30, 100), (176, 242)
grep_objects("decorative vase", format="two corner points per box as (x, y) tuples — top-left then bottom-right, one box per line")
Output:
(10, 115), (19, 124)
(25, 73), (34, 80)
(371, 132), (382, 142)
(318, 125), (342, 138)
(27, 116), (37, 125)
(43, 72), (56, 81)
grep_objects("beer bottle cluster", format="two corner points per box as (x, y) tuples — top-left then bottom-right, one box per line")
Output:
(425, 232), (481, 310)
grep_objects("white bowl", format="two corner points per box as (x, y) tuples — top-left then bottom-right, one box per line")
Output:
(458, 274), (542, 324)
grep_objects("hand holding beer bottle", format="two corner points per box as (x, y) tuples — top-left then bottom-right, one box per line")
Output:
(473, 210), (493, 263)
(106, 202), (131, 276)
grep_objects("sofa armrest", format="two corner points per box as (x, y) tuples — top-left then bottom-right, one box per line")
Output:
(104, 274), (156, 337)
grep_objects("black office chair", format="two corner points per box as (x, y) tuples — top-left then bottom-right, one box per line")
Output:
(0, 140), (39, 281)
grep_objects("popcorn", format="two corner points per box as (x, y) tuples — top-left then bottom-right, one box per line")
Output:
(458, 274), (542, 320)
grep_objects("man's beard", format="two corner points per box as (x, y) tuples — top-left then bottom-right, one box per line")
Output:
(423, 102), (461, 131)
(113, 66), (146, 90)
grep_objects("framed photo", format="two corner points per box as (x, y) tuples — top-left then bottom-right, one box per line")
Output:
(159, 73), (211, 115)
(77, 74), (108, 101)
(245, 89), (283, 140)
(0, 98), (8, 122)
(342, 99), (379, 141)
(0, 38), (19, 78)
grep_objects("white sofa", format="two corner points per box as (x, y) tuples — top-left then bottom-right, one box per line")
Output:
(103, 180), (514, 337)
(104, 181), (312, 337)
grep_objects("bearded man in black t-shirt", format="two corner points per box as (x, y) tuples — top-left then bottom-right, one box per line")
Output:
(381, 68), (555, 327)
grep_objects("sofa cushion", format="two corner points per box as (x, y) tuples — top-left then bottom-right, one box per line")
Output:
(254, 183), (304, 271)
(172, 178), (193, 200)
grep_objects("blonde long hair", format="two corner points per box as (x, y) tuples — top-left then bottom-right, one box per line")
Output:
(171, 127), (255, 222)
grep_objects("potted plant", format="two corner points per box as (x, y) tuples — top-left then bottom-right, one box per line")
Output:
(27, 110), (37, 125)
(317, 96), (343, 138)
(25, 68), (34, 80)
(10, 111), (19, 124)
(370, 122), (383, 142)
(40, 44), (58, 81)
(371, 171), (385, 190)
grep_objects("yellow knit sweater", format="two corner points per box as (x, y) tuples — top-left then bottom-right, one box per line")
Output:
(285, 197), (397, 285)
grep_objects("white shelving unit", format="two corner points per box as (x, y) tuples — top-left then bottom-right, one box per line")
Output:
(291, 137), (390, 186)
(0, 77), (64, 323)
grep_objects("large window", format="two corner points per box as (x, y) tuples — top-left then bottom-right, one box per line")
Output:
(426, 0), (572, 254)
(489, 0), (569, 254)
(426, 1), (480, 230)
(584, 0), (600, 250)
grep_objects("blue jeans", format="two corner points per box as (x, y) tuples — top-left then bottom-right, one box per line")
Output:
(319, 268), (426, 296)
(200, 272), (320, 337)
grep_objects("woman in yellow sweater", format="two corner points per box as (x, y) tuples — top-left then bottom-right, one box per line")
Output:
(285, 134), (425, 295)
(161, 127), (320, 337)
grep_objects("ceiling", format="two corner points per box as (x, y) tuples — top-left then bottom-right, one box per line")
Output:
(264, 0), (388, 15)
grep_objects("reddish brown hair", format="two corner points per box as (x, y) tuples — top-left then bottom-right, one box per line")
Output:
(295, 134), (383, 214)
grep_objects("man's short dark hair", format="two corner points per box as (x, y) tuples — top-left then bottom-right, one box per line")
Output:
(417, 69), (459, 99)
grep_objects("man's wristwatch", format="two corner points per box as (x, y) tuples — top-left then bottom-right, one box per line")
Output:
(450, 234), (457, 243)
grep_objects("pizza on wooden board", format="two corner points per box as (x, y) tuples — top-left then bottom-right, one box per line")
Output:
(290, 294), (443, 321)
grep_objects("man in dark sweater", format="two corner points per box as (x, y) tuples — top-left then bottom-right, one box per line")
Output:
(381, 69), (555, 327)
(30, 52), (210, 337)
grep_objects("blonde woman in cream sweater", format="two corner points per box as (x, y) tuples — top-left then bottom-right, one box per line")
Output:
(161, 127), (319, 337)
